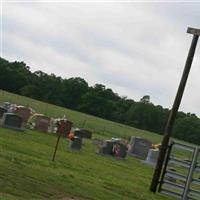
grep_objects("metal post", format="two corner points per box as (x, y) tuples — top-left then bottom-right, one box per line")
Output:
(52, 132), (62, 161)
(150, 27), (200, 192)
(182, 147), (199, 200)
(158, 142), (173, 192)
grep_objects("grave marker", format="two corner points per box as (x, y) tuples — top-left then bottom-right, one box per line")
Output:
(73, 128), (92, 139)
(35, 115), (50, 133)
(69, 136), (82, 150)
(128, 137), (152, 160)
(14, 106), (32, 124)
(98, 140), (127, 159)
(57, 119), (73, 137)
(143, 149), (159, 166)
(1, 113), (23, 131)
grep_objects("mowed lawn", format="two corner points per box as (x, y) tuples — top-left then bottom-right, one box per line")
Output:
(0, 90), (172, 200)
(0, 128), (171, 200)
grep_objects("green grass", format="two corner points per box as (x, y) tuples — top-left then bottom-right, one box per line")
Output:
(0, 128), (171, 200)
(0, 90), (172, 200)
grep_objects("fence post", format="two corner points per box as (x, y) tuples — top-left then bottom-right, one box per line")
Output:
(158, 142), (174, 192)
(182, 147), (199, 200)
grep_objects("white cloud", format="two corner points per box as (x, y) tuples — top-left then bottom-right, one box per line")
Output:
(2, 1), (200, 115)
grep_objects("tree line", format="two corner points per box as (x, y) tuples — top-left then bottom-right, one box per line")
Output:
(1, 57), (200, 144)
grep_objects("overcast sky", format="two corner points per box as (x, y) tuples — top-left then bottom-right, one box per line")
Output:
(1, 1), (200, 115)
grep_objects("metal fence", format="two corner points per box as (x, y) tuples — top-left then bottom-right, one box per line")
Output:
(158, 141), (200, 200)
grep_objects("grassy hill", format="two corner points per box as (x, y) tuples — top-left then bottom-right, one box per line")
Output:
(0, 90), (171, 200)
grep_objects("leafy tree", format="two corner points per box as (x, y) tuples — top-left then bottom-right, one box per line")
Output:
(61, 77), (89, 109)
(173, 116), (200, 145)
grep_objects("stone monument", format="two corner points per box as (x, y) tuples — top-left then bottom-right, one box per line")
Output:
(142, 149), (159, 166)
(98, 140), (127, 159)
(1, 113), (23, 131)
(73, 128), (92, 139)
(128, 137), (152, 160)
(14, 106), (32, 124)
(69, 136), (82, 150)
(35, 115), (50, 133)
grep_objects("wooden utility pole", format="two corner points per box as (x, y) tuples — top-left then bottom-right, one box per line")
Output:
(150, 27), (200, 192)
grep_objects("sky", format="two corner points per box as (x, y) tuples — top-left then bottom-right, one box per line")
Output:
(1, 0), (200, 115)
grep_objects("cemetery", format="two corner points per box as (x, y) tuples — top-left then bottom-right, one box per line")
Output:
(0, 100), (162, 160)
(1, 92), (200, 200)
(0, 91), (173, 200)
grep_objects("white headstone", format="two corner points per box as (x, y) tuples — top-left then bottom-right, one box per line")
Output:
(146, 149), (159, 163)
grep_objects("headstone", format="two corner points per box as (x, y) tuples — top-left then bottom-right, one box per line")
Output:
(14, 106), (31, 124)
(128, 137), (152, 160)
(73, 128), (92, 139)
(69, 136), (82, 150)
(80, 129), (92, 139)
(112, 142), (127, 158)
(98, 140), (114, 155)
(146, 149), (159, 163)
(0, 106), (7, 118)
(1, 113), (23, 131)
(2, 102), (17, 113)
(142, 149), (159, 166)
(57, 119), (73, 137)
(35, 115), (50, 133)
(98, 140), (127, 159)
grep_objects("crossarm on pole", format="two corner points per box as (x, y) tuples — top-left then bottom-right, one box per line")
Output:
(187, 27), (200, 35)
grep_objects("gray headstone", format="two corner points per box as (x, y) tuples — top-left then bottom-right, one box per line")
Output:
(98, 140), (127, 159)
(128, 137), (152, 160)
(142, 149), (159, 167)
(73, 128), (92, 139)
(1, 113), (23, 131)
(112, 142), (127, 158)
(69, 136), (82, 150)
(98, 140), (113, 155)
(146, 149), (159, 163)
(0, 106), (7, 118)
(79, 129), (92, 139)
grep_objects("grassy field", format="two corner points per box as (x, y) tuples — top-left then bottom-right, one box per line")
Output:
(0, 90), (172, 200)
(0, 90), (163, 142)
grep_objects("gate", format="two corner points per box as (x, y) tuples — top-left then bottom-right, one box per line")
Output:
(158, 141), (200, 200)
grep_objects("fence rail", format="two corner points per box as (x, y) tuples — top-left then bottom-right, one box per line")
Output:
(159, 141), (200, 200)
